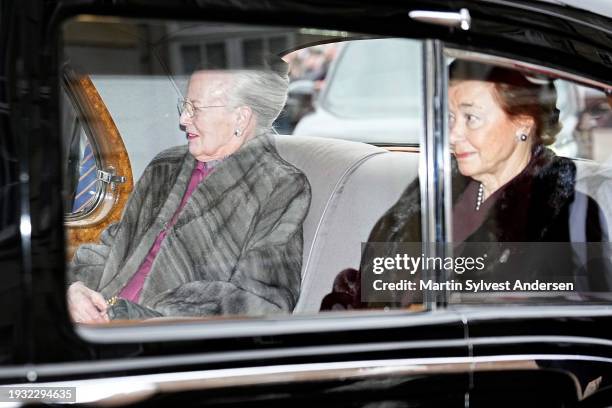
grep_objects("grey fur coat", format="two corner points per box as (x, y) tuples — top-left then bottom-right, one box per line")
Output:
(69, 134), (311, 319)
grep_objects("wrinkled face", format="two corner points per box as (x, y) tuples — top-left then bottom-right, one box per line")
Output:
(449, 80), (528, 179)
(179, 71), (238, 161)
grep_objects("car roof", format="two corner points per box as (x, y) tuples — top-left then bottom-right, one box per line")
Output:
(530, 0), (612, 19)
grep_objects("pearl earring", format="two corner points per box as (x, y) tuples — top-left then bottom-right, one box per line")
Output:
(234, 129), (241, 137)
(516, 130), (528, 142)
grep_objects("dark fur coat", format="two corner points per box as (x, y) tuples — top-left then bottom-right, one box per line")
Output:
(321, 146), (609, 310)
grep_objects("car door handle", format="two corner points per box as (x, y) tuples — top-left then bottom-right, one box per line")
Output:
(97, 169), (126, 185)
(409, 8), (471, 31)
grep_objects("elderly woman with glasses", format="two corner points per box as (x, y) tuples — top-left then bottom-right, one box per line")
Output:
(67, 59), (311, 323)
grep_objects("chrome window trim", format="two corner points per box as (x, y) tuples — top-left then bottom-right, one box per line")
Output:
(76, 310), (463, 344)
(73, 305), (612, 344)
(0, 337), (472, 379)
(421, 39), (452, 310)
(3, 333), (612, 380)
(5, 354), (601, 405)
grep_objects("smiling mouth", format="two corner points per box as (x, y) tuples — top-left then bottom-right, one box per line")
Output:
(187, 132), (199, 140)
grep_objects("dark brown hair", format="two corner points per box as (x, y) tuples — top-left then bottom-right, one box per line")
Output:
(449, 60), (561, 145)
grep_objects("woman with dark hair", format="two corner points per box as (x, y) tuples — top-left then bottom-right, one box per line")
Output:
(321, 60), (608, 310)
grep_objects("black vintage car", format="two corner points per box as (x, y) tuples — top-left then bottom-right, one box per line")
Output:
(2, 0), (612, 406)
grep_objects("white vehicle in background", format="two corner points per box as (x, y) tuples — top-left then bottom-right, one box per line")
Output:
(293, 38), (423, 145)
(292, 38), (584, 157)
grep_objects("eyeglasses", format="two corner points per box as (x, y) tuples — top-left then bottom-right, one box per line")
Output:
(177, 99), (226, 118)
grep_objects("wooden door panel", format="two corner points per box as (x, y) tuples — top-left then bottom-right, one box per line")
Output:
(64, 74), (134, 260)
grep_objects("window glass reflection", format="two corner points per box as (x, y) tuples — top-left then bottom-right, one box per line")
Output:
(62, 19), (426, 324)
(446, 59), (612, 305)
(62, 88), (100, 216)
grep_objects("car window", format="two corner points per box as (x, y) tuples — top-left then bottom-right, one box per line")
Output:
(60, 15), (612, 333)
(61, 18), (426, 330)
(355, 51), (612, 311)
(61, 71), (103, 218)
(441, 54), (612, 306)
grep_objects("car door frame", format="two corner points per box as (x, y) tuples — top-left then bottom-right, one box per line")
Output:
(3, 0), (612, 405)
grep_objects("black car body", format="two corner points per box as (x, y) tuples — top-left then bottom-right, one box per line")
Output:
(1, 0), (612, 406)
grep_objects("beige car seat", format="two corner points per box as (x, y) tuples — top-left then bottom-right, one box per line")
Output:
(274, 135), (418, 313)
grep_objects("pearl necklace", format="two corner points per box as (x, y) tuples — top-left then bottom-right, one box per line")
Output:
(476, 183), (484, 211)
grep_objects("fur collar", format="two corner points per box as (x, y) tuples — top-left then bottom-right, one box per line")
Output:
(368, 146), (576, 244)
(464, 146), (576, 242)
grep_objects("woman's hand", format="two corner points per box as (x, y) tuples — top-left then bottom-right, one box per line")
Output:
(67, 281), (110, 324)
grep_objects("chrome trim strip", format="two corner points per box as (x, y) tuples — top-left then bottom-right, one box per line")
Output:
(460, 312), (473, 390)
(421, 40), (435, 308)
(409, 9), (471, 31)
(455, 305), (612, 320)
(3, 333), (612, 380)
(17, 135), (33, 365)
(76, 309), (462, 343)
(469, 335), (612, 347)
(0, 338), (470, 379)
(444, 48), (612, 90)
(421, 39), (452, 309)
(73, 305), (612, 344)
(5, 354), (599, 406)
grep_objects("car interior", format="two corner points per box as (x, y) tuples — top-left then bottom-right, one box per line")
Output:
(60, 19), (612, 321)
(63, 106), (612, 316)
(275, 135), (418, 312)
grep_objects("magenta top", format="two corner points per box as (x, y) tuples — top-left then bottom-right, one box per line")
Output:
(118, 160), (211, 302)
